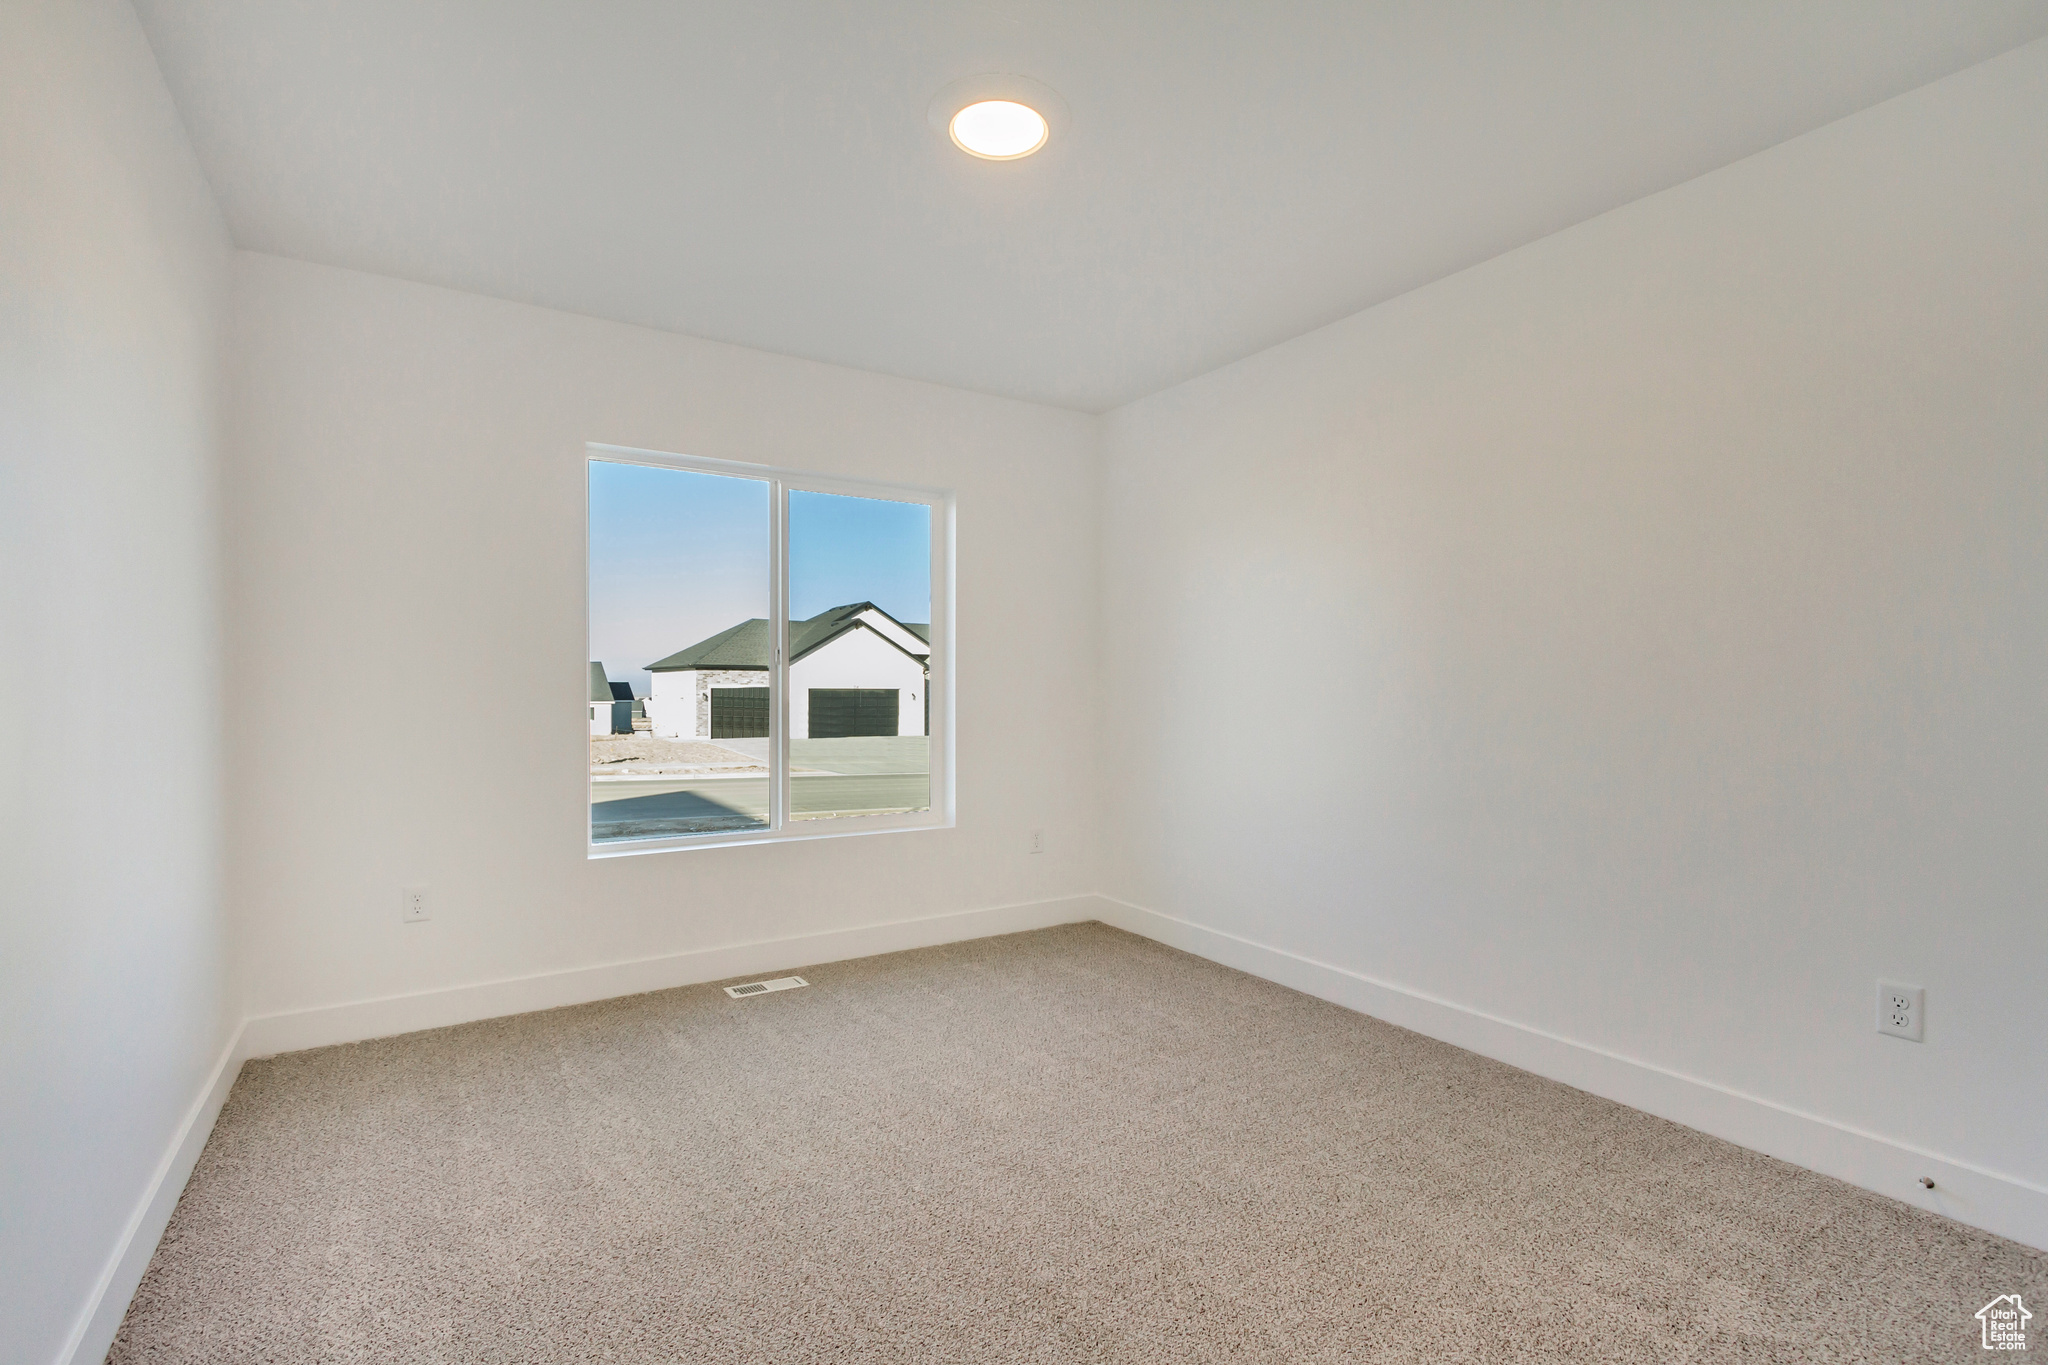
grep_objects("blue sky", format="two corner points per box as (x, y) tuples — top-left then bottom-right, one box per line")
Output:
(589, 461), (930, 696)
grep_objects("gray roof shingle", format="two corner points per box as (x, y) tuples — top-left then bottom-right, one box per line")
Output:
(645, 603), (929, 672)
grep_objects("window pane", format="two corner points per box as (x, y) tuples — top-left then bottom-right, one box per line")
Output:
(787, 489), (933, 822)
(588, 460), (771, 842)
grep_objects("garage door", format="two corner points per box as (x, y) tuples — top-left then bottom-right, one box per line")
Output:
(710, 686), (769, 738)
(808, 688), (899, 738)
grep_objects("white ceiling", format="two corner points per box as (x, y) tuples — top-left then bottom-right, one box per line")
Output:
(135, 2), (2048, 412)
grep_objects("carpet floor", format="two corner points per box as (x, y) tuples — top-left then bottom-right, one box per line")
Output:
(110, 922), (2040, 1363)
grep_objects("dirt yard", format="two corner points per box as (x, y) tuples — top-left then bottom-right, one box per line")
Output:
(589, 734), (765, 776)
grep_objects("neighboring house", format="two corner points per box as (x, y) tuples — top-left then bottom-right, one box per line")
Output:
(588, 662), (635, 736)
(608, 679), (647, 730)
(644, 602), (929, 740)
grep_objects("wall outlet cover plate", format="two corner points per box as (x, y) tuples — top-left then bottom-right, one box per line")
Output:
(1877, 981), (1923, 1042)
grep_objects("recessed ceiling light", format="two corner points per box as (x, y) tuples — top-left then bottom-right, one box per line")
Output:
(949, 100), (1049, 160)
(927, 76), (1068, 164)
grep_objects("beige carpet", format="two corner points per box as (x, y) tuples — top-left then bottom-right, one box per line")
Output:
(111, 923), (2039, 1363)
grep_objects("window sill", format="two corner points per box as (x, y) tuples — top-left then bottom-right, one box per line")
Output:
(587, 810), (953, 859)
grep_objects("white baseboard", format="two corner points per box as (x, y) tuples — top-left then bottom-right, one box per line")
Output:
(240, 894), (1097, 1058)
(55, 1027), (246, 1365)
(1088, 894), (2048, 1253)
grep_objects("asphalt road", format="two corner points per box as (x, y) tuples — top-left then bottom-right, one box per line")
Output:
(591, 772), (930, 841)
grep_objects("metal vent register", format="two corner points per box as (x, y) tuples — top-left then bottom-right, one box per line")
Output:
(723, 976), (809, 999)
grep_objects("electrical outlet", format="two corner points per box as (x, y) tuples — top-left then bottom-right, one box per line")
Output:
(1028, 828), (1044, 854)
(1877, 981), (1923, 1042)
(401, 886), (430, 924)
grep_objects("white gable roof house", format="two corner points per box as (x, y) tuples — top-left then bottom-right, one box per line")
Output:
(644, 602), (929, 741)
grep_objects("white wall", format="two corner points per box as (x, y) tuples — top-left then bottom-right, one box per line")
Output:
(225, 253), (1099, 1023)
(0, 3), (234, 1362)
(645, 667), (698, 738)
(1100, 40), (2048, 1239)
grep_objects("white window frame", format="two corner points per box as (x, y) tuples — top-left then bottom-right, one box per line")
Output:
(585, 443), (954, 857)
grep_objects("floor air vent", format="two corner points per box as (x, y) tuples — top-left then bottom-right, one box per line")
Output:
(723, 975), (808, 999)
